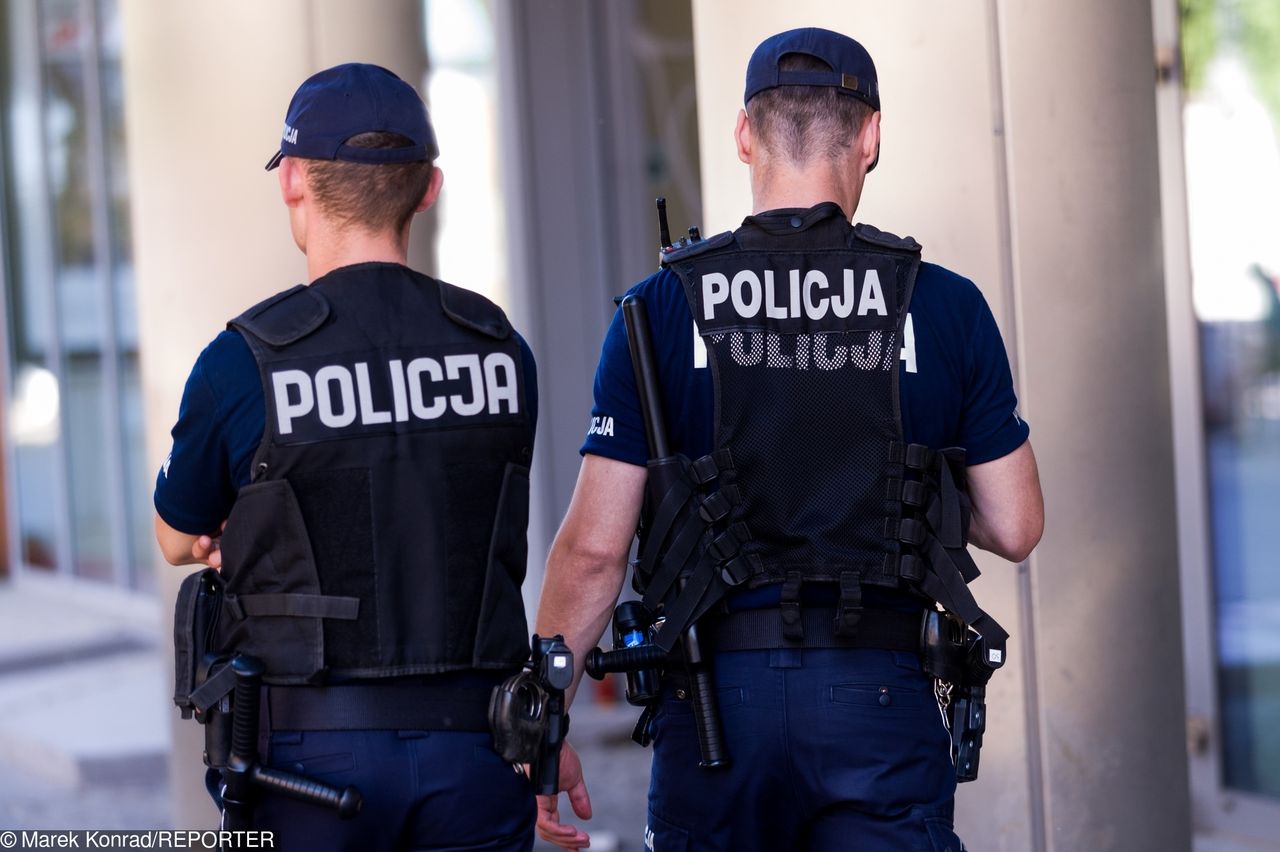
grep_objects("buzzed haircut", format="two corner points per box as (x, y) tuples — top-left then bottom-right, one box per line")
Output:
(303, 132), (434, 233)
(747, 53), (874, 165)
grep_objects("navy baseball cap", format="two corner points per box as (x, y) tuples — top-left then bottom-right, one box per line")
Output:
(744, 28), (880, 111)
(265, 63), (438, 171)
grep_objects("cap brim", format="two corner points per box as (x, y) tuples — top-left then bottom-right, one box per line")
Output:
(265, 150), (284, 171)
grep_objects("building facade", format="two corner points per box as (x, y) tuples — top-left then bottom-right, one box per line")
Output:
(0, 0), (1275, 847)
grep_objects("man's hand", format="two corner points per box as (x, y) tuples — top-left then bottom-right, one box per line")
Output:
(154, 514), (227, 568)
(536, 740), (592, 850)
(189, 521), (226, 569)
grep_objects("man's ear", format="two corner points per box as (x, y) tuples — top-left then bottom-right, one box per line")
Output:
(416, 166), (444, 212)
(279, 157), (306, 207)
(862, 112), (882, 172)
(735, 108), (753, 165)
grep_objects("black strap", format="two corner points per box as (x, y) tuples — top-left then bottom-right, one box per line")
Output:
(638, 463), (694, 570)
(834, 571), (863, 637)
(640, 509), (705, 613)
(651, 556), (721, 653)
(189, 664), (238, 714)
(780, 571), (804, 640)
(266, 682), (492, 732)
(707, 607), (922, 653)
(227, 593), (360, 620)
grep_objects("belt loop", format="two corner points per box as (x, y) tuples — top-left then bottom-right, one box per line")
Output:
(780, 571), (804, 640)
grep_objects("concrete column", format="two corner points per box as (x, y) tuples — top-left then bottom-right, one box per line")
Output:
(690, 2), (1189, 848)
(996, 2), (1189, 848)
(120, 0), (426, 827)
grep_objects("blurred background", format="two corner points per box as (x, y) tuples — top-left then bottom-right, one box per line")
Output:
(0, 0), (1275, 849)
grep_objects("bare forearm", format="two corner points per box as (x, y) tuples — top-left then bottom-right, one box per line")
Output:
(154, 514), (200, 566)
(533, 454), (646, 707)
(535, 539), (627, 707)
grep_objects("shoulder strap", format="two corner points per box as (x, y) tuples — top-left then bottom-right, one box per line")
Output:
(228, 285), (330, 348)
(852, 223), (922, 255)
(660, 230), (735, 266)
(438, 280), (512, 340)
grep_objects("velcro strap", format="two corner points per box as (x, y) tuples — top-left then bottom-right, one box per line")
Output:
(188, 663), (238, 714)
(934, 459), (966, 548)
(640, 517), (705, 612)
(651, 558), (720, 653)
(707, 607), (922, 653)
(229, 593), (360, 620)
(266, 682), (492, 731)
(640, 462), (695, 565)
(780, 571), (804, 640)
(834, 571), (863, 637)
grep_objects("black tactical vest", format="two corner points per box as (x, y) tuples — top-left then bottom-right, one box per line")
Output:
(665, 204), (918, 603)
(214, 263), (534, 684)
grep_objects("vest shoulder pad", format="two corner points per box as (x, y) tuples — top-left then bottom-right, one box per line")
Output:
(229, 285), (330, 347)
(438, 280), (512, 340)
(660, 230), (735, 266)
(853, 223), (922, 255)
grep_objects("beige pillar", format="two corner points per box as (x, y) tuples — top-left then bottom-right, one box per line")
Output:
(120, 0), (426, 827)
(691, 2), (1189, 849)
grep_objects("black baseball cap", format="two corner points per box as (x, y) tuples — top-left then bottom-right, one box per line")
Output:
(265, 63), (438, 171)
(744, 28), (880, 111)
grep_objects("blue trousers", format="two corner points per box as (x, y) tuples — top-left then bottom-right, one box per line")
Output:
(248, 729), (535, 852)
(646, 649), (964, 851)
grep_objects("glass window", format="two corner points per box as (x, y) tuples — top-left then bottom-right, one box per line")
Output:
(1, 0), (148, 590)
(1181, 0), (1280, 800)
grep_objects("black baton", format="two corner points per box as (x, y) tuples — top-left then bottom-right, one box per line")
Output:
(621, 295), (728, 768)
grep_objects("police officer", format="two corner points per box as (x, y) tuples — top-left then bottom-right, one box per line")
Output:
(534, 29), (1044, 851)
(155, 64), (538, 851)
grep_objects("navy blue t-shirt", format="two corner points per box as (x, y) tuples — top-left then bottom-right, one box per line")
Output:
(582, 265), (1026, 465)
(155, 307), (538, 536)
(581, 225), (1028, 609)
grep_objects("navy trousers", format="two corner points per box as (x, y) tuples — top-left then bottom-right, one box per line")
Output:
(248, 729), (535, 851)
(646, 648), (964, 851)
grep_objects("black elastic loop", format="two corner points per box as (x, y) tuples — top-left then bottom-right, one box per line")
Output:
(719, 555), (753, 588)
(780, 571), (804, 640)
(899, 553), (925, 583)
(885, 478), (904, 501)
(699, 492), (733, 524)
(902, 480), (928, 508)
(905, 444), (935, 471)
(690, 454), (721, 485)
(834, 571), (863, 637)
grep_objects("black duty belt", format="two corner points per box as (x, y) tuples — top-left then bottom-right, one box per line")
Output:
(705, 607), (923, 653)
(265, 682), (492, 732)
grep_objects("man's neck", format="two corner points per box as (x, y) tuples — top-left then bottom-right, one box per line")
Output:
(306, 221), (410, 282)
(750, 159), (863, 221)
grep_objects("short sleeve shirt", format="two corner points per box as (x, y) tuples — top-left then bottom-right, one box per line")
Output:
(582, 259), (1027, 465)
